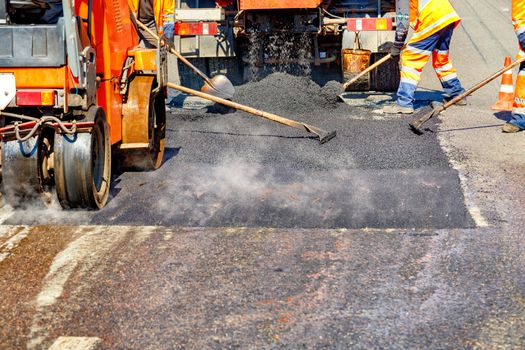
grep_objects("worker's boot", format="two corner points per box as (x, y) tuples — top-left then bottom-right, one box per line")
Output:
(502, 123), (523, 133)
(383, 103), (415, 114)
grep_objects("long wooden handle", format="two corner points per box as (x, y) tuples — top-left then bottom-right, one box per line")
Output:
(168, 82), (307, 128)
(133, 17), (214, 86)
(343, 54), (392, 90)
(166, 82), (333, 140)
(410, 54), (525, 132)
(443, 54), (525, 110)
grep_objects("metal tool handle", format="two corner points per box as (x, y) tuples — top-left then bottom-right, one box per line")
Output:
(133, 16), (215, 87)
(443, 54), (525, 110)
(166, 82), (336, 143)
(410, 54), (525, 132)
(342, 54), (392, 90)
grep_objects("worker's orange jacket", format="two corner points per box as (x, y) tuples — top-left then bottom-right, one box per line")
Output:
(513, 0), (525, 37)
(128, 0), (174, 30)
(408, 0), (461, 44)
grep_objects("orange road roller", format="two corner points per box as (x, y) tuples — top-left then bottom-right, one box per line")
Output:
(0, 0), (167, 209)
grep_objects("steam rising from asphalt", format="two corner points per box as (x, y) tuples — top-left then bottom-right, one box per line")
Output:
(152, 157), (373, 228)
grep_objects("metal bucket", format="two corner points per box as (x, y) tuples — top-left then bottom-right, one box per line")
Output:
(342, 48), (371, 91)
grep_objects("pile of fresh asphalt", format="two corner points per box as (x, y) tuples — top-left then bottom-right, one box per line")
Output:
(1, 73), (474, 229)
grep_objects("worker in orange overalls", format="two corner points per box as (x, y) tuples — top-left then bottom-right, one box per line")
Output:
(129, 0), (174, 48)
(384, 0), (466, 114)
(503, 0), (525, 132)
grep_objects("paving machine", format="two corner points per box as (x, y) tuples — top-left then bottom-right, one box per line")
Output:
(172, 0), (407, 91)
(0, 0), (167, 209)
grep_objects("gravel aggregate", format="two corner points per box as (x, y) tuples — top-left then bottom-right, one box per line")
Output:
(0, 73), (472, 229)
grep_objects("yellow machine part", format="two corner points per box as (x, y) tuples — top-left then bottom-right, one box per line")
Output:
(128, 48), (158, 71)
(121, 75), (154, 148)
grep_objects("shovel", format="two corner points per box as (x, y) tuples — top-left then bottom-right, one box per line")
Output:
(134, 17), (235, 100)
(167, 82), (337, 144)
(409, 55), (525, 134)
(342, 54), (393, 91)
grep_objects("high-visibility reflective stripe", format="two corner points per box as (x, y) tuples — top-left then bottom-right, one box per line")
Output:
(435, 63), (453, 73)
(401, 66), (422, 76)
(513, 69), (525, 109)
(517, 26), (525, 36)
(163, 14), (174, 22)
(435, 50), (449, 55)
(419, 0), (432, 12)
(400, 77), (419, 86)
(501, 85), (515, 94)
(411, 12), (459, 41)
(401, 71), (422, 83)
(514, 97), (525, 105)
(512, 107), (525, 114)
(405, 46), (432, 56)
(440, 73), (458, 82)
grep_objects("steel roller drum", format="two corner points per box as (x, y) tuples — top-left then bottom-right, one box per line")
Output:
(2, 137), (41, 206)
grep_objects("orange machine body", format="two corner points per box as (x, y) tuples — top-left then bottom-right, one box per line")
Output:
(0, 0), (140, 145)
(78, 0), (139, 144)
(238, 0), (323, 10)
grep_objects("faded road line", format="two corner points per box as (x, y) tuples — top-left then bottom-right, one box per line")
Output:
(48, 336), (101, 350)
(27, 226), (156, 349)
(0, 226), (30, 263)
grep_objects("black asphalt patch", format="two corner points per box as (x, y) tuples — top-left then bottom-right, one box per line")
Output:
(2, 73), (474, 229)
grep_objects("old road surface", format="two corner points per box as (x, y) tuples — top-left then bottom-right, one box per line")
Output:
(1, 0), (525, 349)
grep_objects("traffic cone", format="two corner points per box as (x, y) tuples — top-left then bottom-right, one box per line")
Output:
(492, 56), (514, 111)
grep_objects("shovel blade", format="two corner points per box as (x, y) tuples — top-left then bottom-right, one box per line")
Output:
(318, 130), (337, 144)
(201, 75), (235, 100)
(408, 105), (436, 134)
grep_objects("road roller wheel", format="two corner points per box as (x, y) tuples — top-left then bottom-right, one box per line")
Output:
(1, 136), (41, 207)
(54, 107), (111, 209)
(119, 76), (166, 171)
(38, 129), (58, 206)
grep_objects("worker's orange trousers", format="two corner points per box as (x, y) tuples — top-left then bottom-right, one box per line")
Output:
(510, 50), (525, 129)
(397, 23), (464, 108)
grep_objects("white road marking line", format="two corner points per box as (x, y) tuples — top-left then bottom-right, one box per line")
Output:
(27, 226), (156, 349)
(0, 226), (30, 263)
(47, 336), (101, 350)
(0, 206), (15, 225)
(437, 129), (489, 228)
(0, 226), (22, 243)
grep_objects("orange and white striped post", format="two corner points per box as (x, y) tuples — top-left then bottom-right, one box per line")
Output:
(492, 56), (515, 111)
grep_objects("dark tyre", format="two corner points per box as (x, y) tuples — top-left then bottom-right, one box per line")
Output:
(54, 106), (111, 209)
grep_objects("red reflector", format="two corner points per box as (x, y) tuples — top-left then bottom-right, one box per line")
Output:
(16, 90), (55, 106)
(346, 18), (393, 32)
(16, 91), (42, 106)
(174, 22), (219, 36)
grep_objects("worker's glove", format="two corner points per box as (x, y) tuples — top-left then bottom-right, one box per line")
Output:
(390, 41), (404, 57)
(518, 32), (525, 51)
(162, 23), (175, 47)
